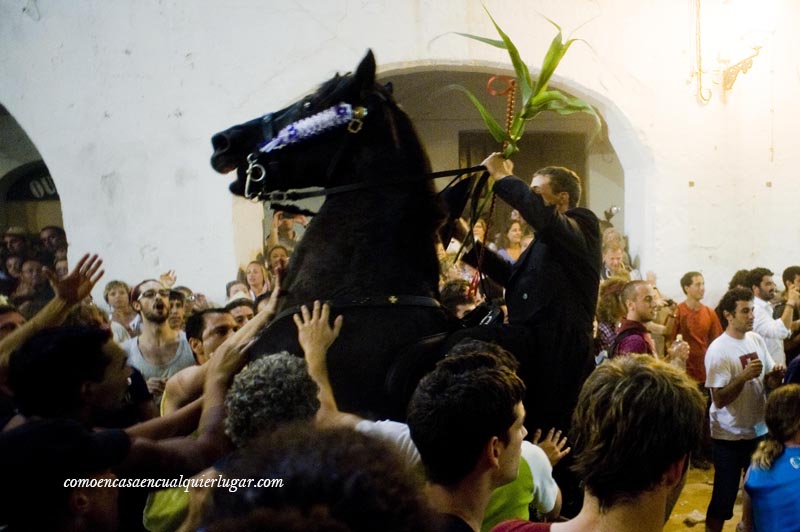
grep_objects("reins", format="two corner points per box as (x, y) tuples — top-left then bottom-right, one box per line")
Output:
(261, 164), (487, 204)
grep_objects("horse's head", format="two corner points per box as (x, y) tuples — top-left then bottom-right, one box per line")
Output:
(210, 50), (425, 199)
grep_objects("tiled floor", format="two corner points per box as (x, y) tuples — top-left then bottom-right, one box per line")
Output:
(665, 465), (743, 532)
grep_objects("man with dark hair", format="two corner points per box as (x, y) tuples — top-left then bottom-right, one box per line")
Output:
(671, 270), (723, 469)
(494, 355), (705, 532)
(0, 254), (105, 422)
(167, 289), (186, 331)
(12, 257), (55, 314)
(184, 308), (238, 365)
(123, 279), (195, 405)
(748, 267), (799, 366)
(224, 297), (255, 327)
(2, 226), (30, 257)
(673, 271), (722, 383)
(4, 321), (257, 532)
(161, 308), (238, 415)
(704, 287), (786, 532)
(611, 280), (657, 357)
(225, 280), (248, 300)
(447, 153), (599, 518)
(39, 225), (68, 257)
(453, 153), (600, 435)
(407, 349), (527, 532)
(298, 305), (561, 529)
(9, 326), (131, 422)
(728, 269), (750, 290)
(572, 356), (704, 528)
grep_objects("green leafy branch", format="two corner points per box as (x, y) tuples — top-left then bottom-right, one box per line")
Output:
(453, 6), (599, 158)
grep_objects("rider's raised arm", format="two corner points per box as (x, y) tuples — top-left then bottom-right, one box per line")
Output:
(493, 176), (594, 258)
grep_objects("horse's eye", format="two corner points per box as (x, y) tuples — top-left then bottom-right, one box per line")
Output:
(303, 101), (312, 110)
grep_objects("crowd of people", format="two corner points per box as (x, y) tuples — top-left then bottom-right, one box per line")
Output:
(1, 153), (799, 532)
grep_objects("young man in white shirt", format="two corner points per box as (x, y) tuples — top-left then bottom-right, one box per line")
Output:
(747, 267), (800, 366)
(704, 287), (786, 532)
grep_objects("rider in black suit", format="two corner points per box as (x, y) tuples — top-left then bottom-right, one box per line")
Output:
(454, 152), (601, 443)
(451, 153), (601, 518)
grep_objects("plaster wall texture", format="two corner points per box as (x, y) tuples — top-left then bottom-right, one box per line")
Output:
(1, 0), (797, 305)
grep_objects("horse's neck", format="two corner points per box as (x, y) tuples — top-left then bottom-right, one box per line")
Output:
(280, 183), (442, 306)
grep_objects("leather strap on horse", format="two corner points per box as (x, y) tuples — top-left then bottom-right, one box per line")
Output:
(263, 165), (487, 204)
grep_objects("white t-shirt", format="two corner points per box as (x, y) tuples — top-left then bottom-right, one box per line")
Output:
(752, 297), (789, 366)
(355, 419), (421, 468)
(521, 441), (559, 514)
(705, 331), (774, 440)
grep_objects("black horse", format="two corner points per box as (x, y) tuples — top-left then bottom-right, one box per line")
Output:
(210, 51), (459, 420)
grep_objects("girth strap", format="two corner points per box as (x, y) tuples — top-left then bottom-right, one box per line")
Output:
(266, 294), (442, 332)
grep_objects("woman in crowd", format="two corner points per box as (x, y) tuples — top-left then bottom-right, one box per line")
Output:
(742, 383), (800, 532)
(104, 280), (138, 336)
(498, 220), (524, 264)
(266, 245), (290, 284)
(594, 277), (628, 363)
(245, 261), (270, 300)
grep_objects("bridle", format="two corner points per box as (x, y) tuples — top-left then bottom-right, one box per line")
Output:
(241, 97), (486, 205)
(241, 95), (496, 316)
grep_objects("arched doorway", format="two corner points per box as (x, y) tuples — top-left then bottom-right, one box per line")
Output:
(0, 105), (64, 236)
(381, 67), (626, 231)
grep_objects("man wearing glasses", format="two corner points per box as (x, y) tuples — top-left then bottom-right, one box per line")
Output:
(122, 279), (195, 407)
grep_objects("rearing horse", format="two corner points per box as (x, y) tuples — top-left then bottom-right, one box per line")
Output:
(210, 51), (456, 420)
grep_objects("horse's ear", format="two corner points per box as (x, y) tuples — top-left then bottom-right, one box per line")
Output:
(353, 50), (376, 96)
(383, 81), (394, 94)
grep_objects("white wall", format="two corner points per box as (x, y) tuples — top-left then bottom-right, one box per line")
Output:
(2, 0), (798, 305)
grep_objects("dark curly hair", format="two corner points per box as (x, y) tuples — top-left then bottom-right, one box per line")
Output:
(224, 353), (320, 447)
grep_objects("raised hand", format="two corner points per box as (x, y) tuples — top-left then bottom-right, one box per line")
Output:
(46, 253), (104, 305)
(159, 270), (177, 288)
(293, 301), (343, 365)
(531, 427), (571, 467)
(480, 152), (514, 180)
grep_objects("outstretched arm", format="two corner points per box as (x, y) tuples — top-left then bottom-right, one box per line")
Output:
(293, 301), (359, 428)
(123, 283), (284, 475)
(0, 253), (104, 384)
(483, 152), (593, 255)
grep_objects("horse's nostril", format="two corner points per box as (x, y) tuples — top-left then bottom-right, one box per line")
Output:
(211, 132), (230, 152)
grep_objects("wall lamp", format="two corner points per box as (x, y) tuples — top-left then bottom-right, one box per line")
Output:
(694, 0), (773, 103)
(721, 46), (760, 91)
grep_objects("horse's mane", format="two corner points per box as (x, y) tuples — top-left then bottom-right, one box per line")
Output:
(276, 71), (444, 303)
